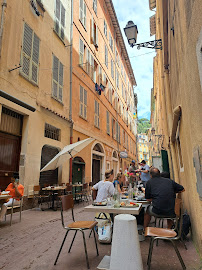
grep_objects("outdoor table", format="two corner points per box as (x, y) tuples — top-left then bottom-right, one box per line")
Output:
(42, 186), (66, 210)
(0, 195), (11, 204)
(84, 203), (142, 215)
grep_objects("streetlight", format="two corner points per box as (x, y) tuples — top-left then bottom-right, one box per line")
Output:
(124, 21), (162, 50)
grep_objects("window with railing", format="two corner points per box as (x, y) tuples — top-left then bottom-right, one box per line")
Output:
(44, 123), (61, 141)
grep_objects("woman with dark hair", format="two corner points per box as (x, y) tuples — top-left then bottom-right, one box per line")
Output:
(92, 169), (115, 202)
(113, 172), (124, 193)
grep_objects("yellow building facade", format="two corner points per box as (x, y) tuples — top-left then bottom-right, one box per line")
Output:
(0, 0), (72, 196)
(137, 134), (150, 166)
(71, 0), (138, 185)
(150, 0), (202, 254)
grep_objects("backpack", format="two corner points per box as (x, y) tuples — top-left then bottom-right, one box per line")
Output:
(181, 212), (191, 240)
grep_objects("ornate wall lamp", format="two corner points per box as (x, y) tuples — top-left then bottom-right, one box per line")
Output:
(124, 21), (162, 50)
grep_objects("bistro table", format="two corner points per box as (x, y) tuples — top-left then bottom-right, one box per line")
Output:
(84, 203), (142, 215)
(42, 186), (66, 210)
(0, 194), (11, 204)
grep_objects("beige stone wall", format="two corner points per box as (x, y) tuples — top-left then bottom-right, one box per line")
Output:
(153, 0), (202, 254)
(0, 0), (71, 195)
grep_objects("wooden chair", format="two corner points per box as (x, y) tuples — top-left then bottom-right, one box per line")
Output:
(6, 197), (23, 226)
(66, 184), (73, 194)
(54, 195), (99, 269)
(82, 183), (89, 203)
(145, 198), (186, 270)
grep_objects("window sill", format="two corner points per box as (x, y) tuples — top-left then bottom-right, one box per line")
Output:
(79, 20), (87, 32)
(53, 29), (65, 45)
(51, 96), (64, 105)
(19, 72), (39, 87)
(94, 125), (100, 130)
(79, 115), (88, 121)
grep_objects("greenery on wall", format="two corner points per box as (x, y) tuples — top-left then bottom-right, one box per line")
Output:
(137, 118), (151, 134)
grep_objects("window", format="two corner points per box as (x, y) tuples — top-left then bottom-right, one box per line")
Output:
(90, 54), (94, 80)
(55, 0), (65, 40)
(79, 86), (87, 119)
(112, 118), (115, 139)
(94, 100), (100, 128)
(104, 20), (107, 37)
(93, 0), (97, 14)
(79, 0), (86, 28)
(116, 69), (119, 88)
(20, 23), (40, 85)
(105, 45), (108, 67)
(91, 16), (98, 46)
(111, 59), (114, 79)
(106, 110), (110, 135)
(99, 66), (102, 85)
(45, 123), (60, 141)
(108, 82), (112, 103)
(109, 32), (113, 51)
(52, 54), (63, 102)
(93, 60), (98, 83)
(86, 49), (91, 74)
(79, 38), (84, 67)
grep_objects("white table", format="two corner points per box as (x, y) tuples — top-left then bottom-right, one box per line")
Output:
(84, 203), (142, 215)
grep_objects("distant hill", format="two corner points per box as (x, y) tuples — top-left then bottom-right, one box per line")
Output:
(137, 118), (151, 134)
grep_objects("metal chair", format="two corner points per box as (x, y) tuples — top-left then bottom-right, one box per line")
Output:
(145, 198), (186, 270)
(82, 183), (89, 203)
(6, 197), (23, 226)
(54, 195), (99, 269)
(32, 185), (50, 210)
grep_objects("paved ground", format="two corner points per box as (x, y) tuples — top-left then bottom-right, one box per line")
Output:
(0, 202), (201, 270)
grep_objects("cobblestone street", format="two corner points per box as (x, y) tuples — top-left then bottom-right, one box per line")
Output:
(0, 203), (201, 270)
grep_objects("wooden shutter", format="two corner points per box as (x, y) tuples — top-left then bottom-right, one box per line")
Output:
(91, 16), (94, 43)
(58, 62), (63, 101)
(32, 33), (40, 83)
(91, 55), (94, 80)
(22, 23), (33, 77)
(106, 111), (110, 134)
(80, 86), (83, 116)
(60, 3), (65, 40)
(79, 39), (84, 66)
(79, 0), (83, 22)
(94, 100), (97, 126)
(97, 102), (99, 128)
(84, 89), (87, 119)
(53, 55), (59, 98)
(83, 3), (86, 28)
(56, 0), (60, 20)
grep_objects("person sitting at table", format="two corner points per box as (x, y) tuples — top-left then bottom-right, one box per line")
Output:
(144, 167), (185, 229)
(113, 173), (124, 193)
(0, 174), (24, 221)
(92, 169), (115, 202)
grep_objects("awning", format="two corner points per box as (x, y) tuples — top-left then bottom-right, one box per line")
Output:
(170, 106), (181, 143)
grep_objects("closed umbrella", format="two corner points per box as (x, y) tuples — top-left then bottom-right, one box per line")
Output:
(40, 138), (94, 172)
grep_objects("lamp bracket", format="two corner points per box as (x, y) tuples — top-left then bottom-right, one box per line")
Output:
(129, 39), (162, 50)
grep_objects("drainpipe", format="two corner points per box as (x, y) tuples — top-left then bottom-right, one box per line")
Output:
(69, 0), (73, 184)
(0, 0), (7, 58)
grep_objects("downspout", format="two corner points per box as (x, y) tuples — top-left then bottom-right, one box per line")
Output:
(0, 0), (7, 58)
(69, 0), (73, 184)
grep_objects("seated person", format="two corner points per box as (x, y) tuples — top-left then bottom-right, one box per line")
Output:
(0, 175), (24, 221)
(113, 173), (124, 193)
(144, 167), (185, 229)
(92, 169), (115, 202)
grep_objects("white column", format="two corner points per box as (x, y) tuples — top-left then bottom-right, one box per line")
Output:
(110, 214), (143, 270)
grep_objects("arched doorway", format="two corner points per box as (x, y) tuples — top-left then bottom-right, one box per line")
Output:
(40, 145), (59, 187)
(72, 156), (85, 184)
(92, 143), (105, 185)
(112, 150), (119, 177)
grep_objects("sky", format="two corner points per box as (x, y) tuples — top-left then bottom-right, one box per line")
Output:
(113, 0), (156, 120)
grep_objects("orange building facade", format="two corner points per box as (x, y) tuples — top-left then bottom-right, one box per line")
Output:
(71, 0), (138, 184)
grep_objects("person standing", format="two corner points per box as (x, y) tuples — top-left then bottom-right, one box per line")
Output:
(128, 160), (137, 187)
(0, 175), (24, 221)
(139, 160), (150, 187)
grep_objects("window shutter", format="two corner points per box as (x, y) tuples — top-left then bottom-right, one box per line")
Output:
(79, 39), (84, 66)
(53, 55), (59, 98)
(91, 16), (94, 43)
(84, 89), (87, 119)
(31, 33), (40, 83)
(83, 3), (86, 28)
(97, 102), (99, 127)
(79, 0), (83, 21)
(91, 55), (94, 80)
(95, 24), (98, 46)
(94, 100), (97, 126)
(80, 86), (83, 116)
(56, 0), (60, 20)
(106, 111), (110, 134)
(58, 62), (63, 101)
(22, 23), (33, 77)
(61, 4), (65, 27)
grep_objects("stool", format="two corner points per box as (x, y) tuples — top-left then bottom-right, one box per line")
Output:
(110, 214), (143, 270)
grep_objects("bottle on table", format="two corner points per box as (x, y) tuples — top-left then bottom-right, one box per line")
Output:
(113, 182), (120, 207)
(128, 183), (133, 201)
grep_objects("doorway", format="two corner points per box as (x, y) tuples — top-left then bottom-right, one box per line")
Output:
(92, 158), (101, 185)
(72, 157), (85, 184)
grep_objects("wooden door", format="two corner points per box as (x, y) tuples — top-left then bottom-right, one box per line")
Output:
(0, 132), (21, 190)
(92, 159), (100, 185)
(72, 163), (83, 184)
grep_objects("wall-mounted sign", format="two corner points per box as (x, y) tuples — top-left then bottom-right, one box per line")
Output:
(120, 151), (128, 159)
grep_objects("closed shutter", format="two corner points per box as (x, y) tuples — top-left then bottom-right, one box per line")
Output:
(79, 39), (84, 66)
(90, 55), (94, 80)
(83, 3), (86, 28)
(106, 111), (110, 134)
(58, 62), (63, 101)
(97, 102), (99, 128)
(79, 0), (83, 22)
(95, 24), (98, 46)
(60, 3), (65, 40)
(79, 86), (83, 116)
(22, 23), (32, 77)
(55, 0), (60, 34)
(53, 55), (59, 98)
(91, 16), (94, 43)
(84, 89), (87, 119)
(94, 100), (97, 126)
(32, 33), (40, 83)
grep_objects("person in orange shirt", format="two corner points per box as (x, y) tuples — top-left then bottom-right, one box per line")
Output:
(0, 175), (24, 221)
